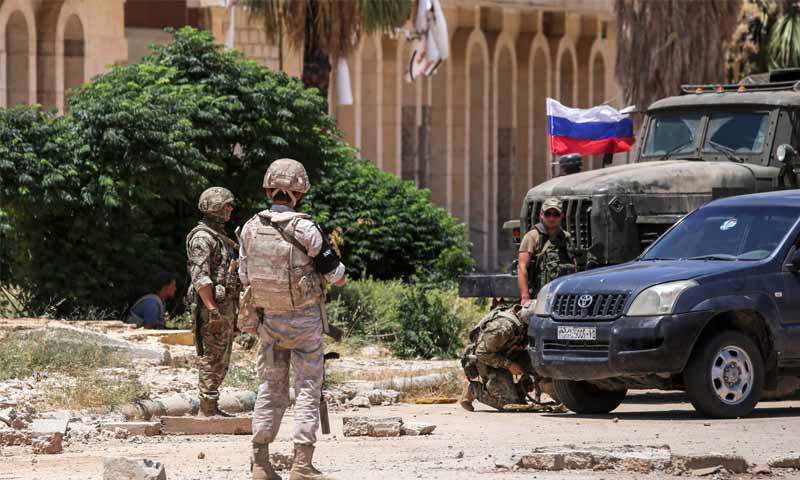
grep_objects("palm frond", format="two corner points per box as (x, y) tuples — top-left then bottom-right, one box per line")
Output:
(243, 0), (412, 59)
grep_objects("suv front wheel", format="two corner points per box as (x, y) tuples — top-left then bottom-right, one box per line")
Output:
(684, 330), (764, 418)
(553, 379), (627, 414)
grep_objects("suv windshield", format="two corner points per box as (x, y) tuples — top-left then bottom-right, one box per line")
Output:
(643, 113), (702, 157)
(642, 206), (799, 261)
(702, 113), (769, 154)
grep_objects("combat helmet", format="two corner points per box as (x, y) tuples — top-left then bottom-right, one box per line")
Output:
(198, 187), (236, 214)
(263, 158), (310, 193)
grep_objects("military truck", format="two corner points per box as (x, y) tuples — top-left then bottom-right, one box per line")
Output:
(460, 69), (800, 299)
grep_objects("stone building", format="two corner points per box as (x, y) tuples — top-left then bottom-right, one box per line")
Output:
(0, 0), (622, 271)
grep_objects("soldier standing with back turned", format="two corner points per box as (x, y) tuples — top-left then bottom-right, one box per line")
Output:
(186, 187), (241, 417)
(239, 159), (346, 480)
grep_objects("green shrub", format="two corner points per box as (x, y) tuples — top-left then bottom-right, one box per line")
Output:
(0, 27), (472, 316)
(326, 279), (485, 359)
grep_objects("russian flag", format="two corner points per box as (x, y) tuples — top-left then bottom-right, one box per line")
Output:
(546, 98), (635, 156)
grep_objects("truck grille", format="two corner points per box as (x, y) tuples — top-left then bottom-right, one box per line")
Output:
(543, 339), (610, 358)
(530, 197), (592, 249)
(552, 293), (628, 320)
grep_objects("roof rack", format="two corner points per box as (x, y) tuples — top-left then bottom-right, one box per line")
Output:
(679, 80), (800, 95)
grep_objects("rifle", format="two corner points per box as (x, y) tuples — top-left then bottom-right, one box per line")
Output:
(320, 351), (340, 435)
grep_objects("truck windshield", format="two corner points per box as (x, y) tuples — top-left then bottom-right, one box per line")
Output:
(641, 206), (799, 261)
(643, 113), (702, 157)
(702, 113), (769, 154)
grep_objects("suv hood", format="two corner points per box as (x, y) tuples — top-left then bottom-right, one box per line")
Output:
(550, 260), (754, 294)
(525, 160), (758, 199)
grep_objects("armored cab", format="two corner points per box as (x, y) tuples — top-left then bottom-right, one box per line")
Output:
(460, 69), (800, 299)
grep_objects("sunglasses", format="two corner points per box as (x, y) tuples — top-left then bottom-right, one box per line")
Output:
(543, 210), (562, 218)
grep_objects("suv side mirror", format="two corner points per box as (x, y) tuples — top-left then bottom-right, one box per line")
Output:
(786, 249), (800, 273)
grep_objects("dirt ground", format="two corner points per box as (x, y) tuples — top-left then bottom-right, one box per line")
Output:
(3, 391), (800, 480)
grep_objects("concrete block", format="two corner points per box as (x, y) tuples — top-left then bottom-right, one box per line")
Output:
(100, 422), (162, 437)
(160, 415), (251, 435)
(342, 416), (402, 437)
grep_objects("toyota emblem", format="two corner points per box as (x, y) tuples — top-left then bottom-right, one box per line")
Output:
(577, 295), (594, 309)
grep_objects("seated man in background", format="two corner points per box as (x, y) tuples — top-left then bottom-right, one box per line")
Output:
(126, 272), (177, 329)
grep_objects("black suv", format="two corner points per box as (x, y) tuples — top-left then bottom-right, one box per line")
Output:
(529, 190), (800, 418)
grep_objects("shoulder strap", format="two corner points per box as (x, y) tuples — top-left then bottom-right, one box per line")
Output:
(188, 224), (239, 251)
(259, 215), (309, 255)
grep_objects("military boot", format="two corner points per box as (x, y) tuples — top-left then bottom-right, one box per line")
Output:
(459, 381), (476, 412)
(251, 443), (281, 480)
(290, 444), (334, 480)
(198, 397), (233, 417)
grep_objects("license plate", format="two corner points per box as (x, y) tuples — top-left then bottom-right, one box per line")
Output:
(557, 326), (597, 341)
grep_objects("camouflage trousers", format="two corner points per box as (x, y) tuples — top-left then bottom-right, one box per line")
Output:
(468, 351), (532, 411)
(467, 368), (527, 410)
(252, 305), (324, 446)
(197, 304), (235, 401)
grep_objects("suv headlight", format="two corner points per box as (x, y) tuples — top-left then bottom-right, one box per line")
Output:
(627, 280), (698, 316)
(533, 282), (555, 316)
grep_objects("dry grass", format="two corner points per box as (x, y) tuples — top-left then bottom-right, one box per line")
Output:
(45, 372), (149, 412)
(0, 330), (149, 412)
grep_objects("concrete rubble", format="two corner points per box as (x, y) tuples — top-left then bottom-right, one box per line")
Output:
(0, 403), (64, 454)
(103, 457), (167, 480)
(513, 445), (784, 475)
(342, 416), (436, 437)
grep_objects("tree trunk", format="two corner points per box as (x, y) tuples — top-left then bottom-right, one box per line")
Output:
(302, 45), (331, 99)
(301, 0), (331, 100)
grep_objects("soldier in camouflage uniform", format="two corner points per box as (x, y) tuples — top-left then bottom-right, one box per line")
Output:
(460, 198), (576, 412)
(186, 187), (241, 417)
(459, 305), (534, 411)
(517, 197), (578, 304)
(239, 159), (346, 480)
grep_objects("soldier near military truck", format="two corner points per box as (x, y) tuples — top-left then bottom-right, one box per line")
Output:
(460, 197), (577, 412)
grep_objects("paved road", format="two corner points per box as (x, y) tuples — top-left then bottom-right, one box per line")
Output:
(3, 391), (800, 479)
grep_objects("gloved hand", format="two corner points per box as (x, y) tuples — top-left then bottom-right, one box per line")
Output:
(207, 308), (224, 335)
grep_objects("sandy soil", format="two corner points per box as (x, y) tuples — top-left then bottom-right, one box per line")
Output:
(3, 391), (800, 480)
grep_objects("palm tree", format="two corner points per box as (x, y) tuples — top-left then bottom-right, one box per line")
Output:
(241, 0), (412, 99)
(615, 0), (742, 110)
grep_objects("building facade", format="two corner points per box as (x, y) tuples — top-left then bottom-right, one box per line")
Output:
(0, 0), (621, 271)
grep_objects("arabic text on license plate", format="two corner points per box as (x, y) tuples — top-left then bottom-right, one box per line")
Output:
(557, 326), (597, 341)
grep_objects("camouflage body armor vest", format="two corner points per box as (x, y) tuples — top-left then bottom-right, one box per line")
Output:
(532, 223), (576, 292)
(243, 210), (324, 314)
(185, 223), (240, 308)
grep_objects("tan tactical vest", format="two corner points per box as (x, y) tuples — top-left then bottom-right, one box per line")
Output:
(243, 210), (324, 313)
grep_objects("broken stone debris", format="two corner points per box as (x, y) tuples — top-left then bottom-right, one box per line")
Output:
(342, 416), (435, 437)
(675, 453), (749, 474)
(513, 445), (773, 475)
(31, 432), (63, 454)
(103, 457), (167, 480)
(769, 456), (800, 469)
(0, 429), (63, 454)
(400, 422), (437, 436)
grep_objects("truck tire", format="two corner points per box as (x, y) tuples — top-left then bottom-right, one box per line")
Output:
(553, 379), (627, 414)
(684, 329), (764, 419)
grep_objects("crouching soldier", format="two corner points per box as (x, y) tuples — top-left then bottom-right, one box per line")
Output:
(460, 304), (538, 411)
